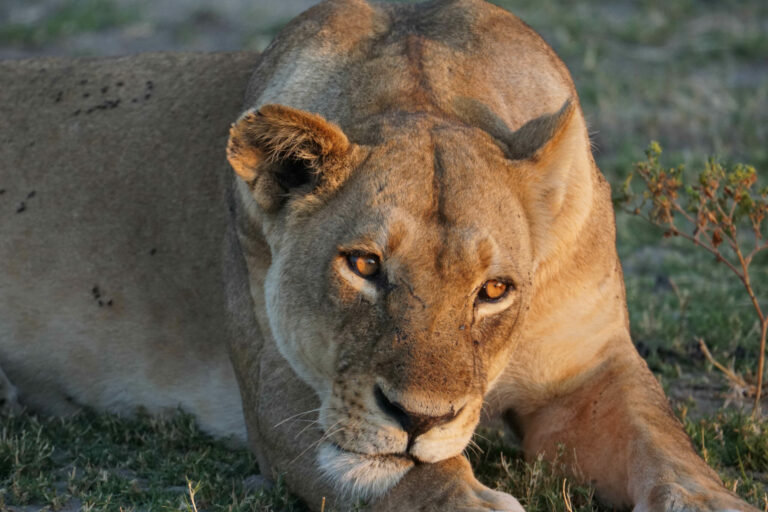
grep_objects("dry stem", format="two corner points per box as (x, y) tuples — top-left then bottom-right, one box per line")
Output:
(697, 338), (753, 394)
(625, 148), (767, 416)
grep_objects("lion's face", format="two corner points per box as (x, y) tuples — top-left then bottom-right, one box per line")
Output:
(228, 102), (578, 498)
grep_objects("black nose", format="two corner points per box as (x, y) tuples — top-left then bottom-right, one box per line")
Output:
(374, 385), (458, 441)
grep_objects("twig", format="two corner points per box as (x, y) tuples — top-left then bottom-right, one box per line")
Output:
(697, 338), (754, 394)
(622, 144), (767, 417)
(755, 321), (768, 416)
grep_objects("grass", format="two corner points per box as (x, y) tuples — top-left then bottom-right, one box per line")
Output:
(1, 0), (767, 509)
(0, 0), (138, 47)
(0, 410), (303, 511)
(0, 410), (764, 511)
(621, 222), (768, 378)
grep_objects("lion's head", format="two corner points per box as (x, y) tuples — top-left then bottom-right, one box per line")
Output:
(226, 97), (589, 498)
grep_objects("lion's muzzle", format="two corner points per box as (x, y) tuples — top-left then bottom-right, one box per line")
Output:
(373, 384), (464, 450)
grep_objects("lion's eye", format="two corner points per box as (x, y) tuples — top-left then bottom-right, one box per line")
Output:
(346, 253), (380, 278)
(477, 279), (511, 302)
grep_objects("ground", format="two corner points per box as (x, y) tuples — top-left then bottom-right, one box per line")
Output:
(0, 0), (766, 510)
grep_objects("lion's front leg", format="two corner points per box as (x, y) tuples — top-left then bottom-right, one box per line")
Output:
(505, 346), (758, 512)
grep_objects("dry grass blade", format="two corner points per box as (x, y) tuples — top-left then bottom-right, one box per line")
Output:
(562, 478), (574, 512)
(186, 478), (200, 512)
(698, 338), (754, 395)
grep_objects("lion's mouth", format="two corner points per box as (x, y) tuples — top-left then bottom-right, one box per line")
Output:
(316, 442), (415, 500)
(327, 441), (413, 461)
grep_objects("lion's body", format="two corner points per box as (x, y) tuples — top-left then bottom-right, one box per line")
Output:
(0, 1), (757, 511)
(0, 53), (253, 440)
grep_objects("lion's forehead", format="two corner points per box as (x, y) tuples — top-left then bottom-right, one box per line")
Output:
(327, 123), (532, 264)
(346, 119), (515, 200)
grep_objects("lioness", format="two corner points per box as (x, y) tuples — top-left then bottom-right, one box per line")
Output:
(0, 0), (758, 510)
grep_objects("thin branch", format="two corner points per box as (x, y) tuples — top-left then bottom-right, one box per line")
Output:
(697, 338), (753, 394)
(671, 201), (697, 226)
(728, 196), (738, 221)
(639, 212), (745, 281)
(747, 240), (768, 263)
(755, 322), (768, 417)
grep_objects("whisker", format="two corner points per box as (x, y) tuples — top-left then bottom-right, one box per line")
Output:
(295, 419), (323, 439)
(468, 438), (484, 455)
(463, 439), (481, 458)
(287, 424), (346, 467)
(272, 407), (324, 429)
(294, 418), (343, 446)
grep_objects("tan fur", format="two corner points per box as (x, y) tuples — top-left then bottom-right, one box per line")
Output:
(224, 0), (758, 510)
(0, 53), (254, 441)
(0, 2), (757, 512)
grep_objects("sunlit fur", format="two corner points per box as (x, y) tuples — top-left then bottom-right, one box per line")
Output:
(228, 0), (760, 510)
(317, 443), (413, 500)
(1, 4), (755, 511)
(221, 0), (758, 511)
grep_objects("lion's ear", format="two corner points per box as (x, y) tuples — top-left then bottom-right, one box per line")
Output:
(511, 99), (584, 213)
(503, 99), (576, 162)
(226, 104), (352, 212)
(453, 97), (595, 265)
(450, 97), (577, 163)
(506, 99), (593, 266)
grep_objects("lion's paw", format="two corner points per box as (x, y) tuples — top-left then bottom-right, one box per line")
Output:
(434, 470), (525, 512)
(463, 486), (525, 512)
(435, 478), (525, 512)
(634, 482), (759, 512)
(369, 456), (525, 512)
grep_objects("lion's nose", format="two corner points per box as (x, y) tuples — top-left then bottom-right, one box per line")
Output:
(374, 385), (459, 441)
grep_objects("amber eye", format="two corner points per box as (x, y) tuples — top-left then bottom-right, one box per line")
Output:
(346, 253), (380, 278)
(478, 279), (510, 302)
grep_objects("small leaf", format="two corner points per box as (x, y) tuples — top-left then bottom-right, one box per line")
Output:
(712, 229), (723, 248)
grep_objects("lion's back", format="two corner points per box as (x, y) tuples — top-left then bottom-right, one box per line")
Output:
(0, 53), (255, 439)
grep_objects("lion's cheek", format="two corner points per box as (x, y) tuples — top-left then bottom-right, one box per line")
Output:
(264, 265), (339, 395)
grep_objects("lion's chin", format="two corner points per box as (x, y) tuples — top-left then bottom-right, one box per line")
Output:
(316, 443), (414, 501)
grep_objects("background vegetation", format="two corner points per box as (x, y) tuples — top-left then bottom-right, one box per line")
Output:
(1, 0), (766, 510)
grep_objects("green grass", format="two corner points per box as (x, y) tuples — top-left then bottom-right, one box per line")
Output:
(0, 0), (138, 47)
(469, 431), (601, 512)
(1, 410), (764, 510)
(622, 230), (768, 378)
(0, 410), (304, 511)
